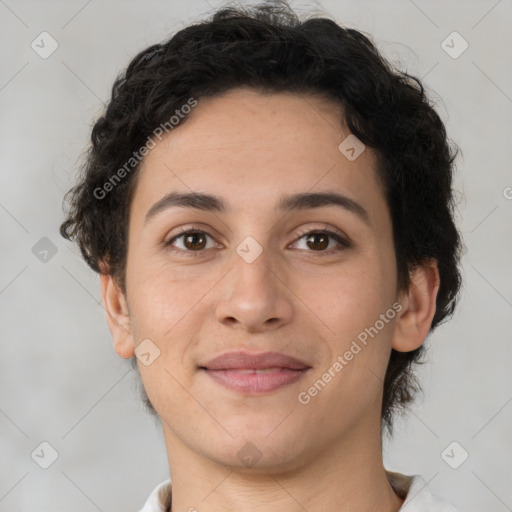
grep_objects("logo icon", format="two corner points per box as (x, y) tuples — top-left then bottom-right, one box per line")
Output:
(32, 237), (58, 263)
(236, 236), (263, 264)
(237, 442), (263, 468)
(135, 338), (161, 366)
(31, 441), (59, 469)
(31, 32), (59, 59)
(338, 134), (365, 161)
(441, 441), (469, 469)
(441, 32), (469, 59)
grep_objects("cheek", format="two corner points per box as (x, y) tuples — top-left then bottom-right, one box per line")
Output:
(304, 273), (396, 414)
(301, 256), (397, 388)
(127, 267), (212, 416)
(128, 259), (209, 331)
(302, 257), (390, 327)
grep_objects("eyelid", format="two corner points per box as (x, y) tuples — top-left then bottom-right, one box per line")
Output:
(163, 225), (220, 250)
(164, 224), (221, 243)
(163, 223), (351, 254)
(288, 223), (351, 254)
(291, 223), (349, 243)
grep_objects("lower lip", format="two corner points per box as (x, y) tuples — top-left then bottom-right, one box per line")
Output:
(202, 368), (309, 393)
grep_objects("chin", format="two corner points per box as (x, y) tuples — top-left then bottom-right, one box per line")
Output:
(203, 428), (309, 472)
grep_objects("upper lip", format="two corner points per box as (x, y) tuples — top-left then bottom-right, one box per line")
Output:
(200, 351), (311, 371)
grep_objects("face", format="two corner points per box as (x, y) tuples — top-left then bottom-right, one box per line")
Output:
(110, 88), (407, 470)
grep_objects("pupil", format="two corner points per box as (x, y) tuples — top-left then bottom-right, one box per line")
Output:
(307, 233), (328, 250)
(185, 233), (205, 250)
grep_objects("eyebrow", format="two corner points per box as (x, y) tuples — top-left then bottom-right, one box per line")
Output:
(144, 190), (370, 225)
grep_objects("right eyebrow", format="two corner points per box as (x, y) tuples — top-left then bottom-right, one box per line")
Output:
(144, 191), (228, 225)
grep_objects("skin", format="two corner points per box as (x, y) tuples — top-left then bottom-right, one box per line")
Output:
(101, 87), (439, 512)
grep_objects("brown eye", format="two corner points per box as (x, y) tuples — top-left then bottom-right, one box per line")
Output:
(183, 232), (207, 250)
(305, 233), (329, 251)
(165, 229), (217, 253)
(291, 229), (351, 255)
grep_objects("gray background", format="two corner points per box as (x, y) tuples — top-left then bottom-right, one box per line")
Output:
(1, 0), (511, 510)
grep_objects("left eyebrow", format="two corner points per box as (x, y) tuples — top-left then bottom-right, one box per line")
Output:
(144, 190), (370, 226)
(277, 191), (370, 226)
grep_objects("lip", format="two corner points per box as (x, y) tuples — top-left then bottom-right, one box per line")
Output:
(201, 350), (310, 371)
(199, 351), (311, 394)
(202, 367), (309, 393)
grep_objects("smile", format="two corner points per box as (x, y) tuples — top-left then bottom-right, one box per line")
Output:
(201, 367), (310, 393)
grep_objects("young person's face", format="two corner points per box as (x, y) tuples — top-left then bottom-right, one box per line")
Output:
(103, 87), (438, 470)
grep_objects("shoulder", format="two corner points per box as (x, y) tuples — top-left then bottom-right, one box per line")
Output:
(138, 479), (172, 512)
(386, 470), (461, 512)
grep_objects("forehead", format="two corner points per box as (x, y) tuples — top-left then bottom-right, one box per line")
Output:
(130, 88), (386, 223)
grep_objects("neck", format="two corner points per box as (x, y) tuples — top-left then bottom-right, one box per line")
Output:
(162, 418), (404, 512)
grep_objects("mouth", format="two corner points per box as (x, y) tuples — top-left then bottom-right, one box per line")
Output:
(200, 367), (310, 393)
(199, 351), (312, 394)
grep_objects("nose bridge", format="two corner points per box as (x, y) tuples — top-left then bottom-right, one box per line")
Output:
(214, 236), (293, 330)
(230, 226), (276, 281)
(231, 238), (278, 303)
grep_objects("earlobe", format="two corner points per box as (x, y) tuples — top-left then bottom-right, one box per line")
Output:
(100, 272), (135, 359)
(392, 259), (440, 353)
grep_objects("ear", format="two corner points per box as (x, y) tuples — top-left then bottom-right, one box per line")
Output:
(392, 259), (440, 352)
(100, 272), (135, 359)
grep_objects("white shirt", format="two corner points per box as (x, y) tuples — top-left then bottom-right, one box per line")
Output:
(138, 470), (461, 511)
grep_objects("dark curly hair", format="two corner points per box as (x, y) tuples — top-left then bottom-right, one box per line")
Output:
(60, 0), (463, 437)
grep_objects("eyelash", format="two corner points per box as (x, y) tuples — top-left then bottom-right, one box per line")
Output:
(163, 225), (351, 257)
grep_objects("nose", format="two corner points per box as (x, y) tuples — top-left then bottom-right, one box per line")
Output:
(214, 247), (294, 333)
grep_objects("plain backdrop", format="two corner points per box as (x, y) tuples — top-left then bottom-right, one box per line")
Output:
(0, 0), (511, 511)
